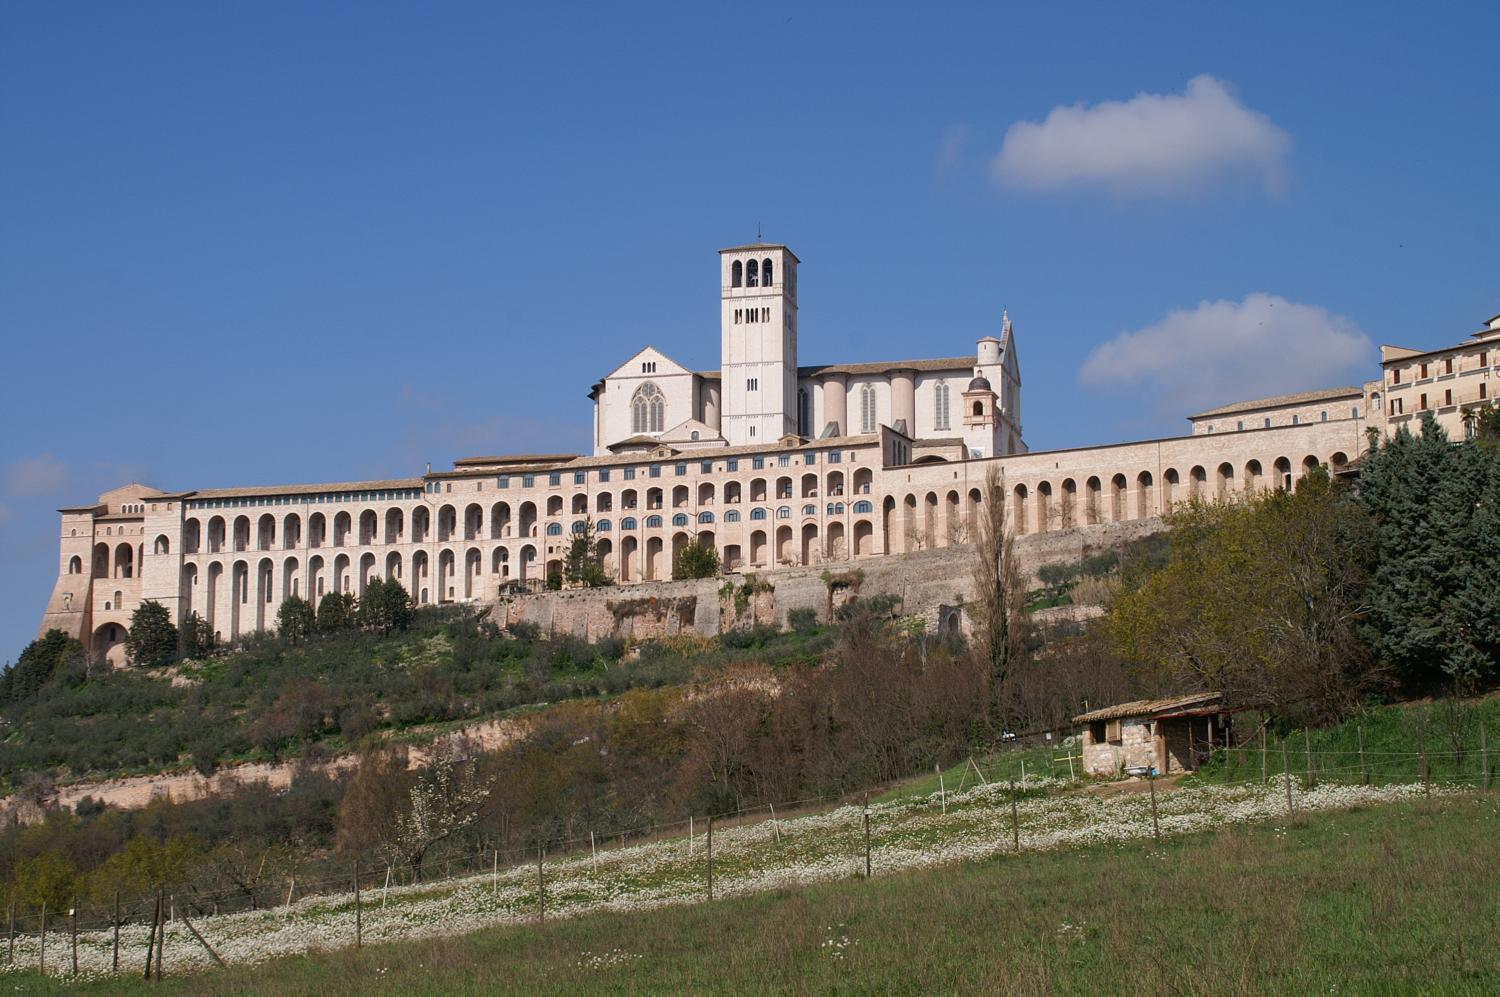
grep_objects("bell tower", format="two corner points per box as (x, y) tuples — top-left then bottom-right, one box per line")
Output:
(720, 243), (799, 446)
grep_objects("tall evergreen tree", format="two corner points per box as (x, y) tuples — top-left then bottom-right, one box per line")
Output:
(316, 591), (357, 633)
(0, 630), (86, 703)
(125, 599), (179, 667)
(358, 578), (414, 634)
(276, 594), (316, 644)
(1359, 414), (1495, 690)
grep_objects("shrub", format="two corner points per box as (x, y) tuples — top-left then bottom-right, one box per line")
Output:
(276, 595), (316, 644)
(316, 592), (356, 633)
(787, 607), (819, 635)
(672, 541), (720, 580)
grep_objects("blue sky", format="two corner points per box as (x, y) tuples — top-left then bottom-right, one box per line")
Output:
(3, 1), (1498, 658)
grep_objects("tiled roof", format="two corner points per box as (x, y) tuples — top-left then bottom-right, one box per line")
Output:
(1073, 692), (1222, 724)
(451, 454), (581, 468)
(188, 478), (424, 499)
(1190, 387), (1361, 420)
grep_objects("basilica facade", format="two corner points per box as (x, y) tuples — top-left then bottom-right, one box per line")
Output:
(37, 244), (1499, 663)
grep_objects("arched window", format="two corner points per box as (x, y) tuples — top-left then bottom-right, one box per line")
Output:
(746, 259), (759, 287)
(802, 504), (817, 516)
(853, 500), (873, 514)
(972, 401), (984, 417)
(797, 387), (810, 438)
(68, 555), (82, 575)
(762, 258), (773, 286)
(546, 523), (563, 536)
(751, 508), (767, 521)
(776, 506), (791, 519)
(572, 520), (588, 533)
(731, 260), (743, 287)
(597, 519), (612, 532)
(860, 383), (877, 434)
(724, 509), (741, 523)
(631, 381), (666, 434)
(672, 513), (689, 527)
(934, 381), (950, 431)
(698, 511), (714, 524)
(646, 515), (663, 528)
(621, 517), (637, 530)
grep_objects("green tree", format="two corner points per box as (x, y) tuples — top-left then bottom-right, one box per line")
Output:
(125, 600), (178, 667)
(12, 850), (79, 913)
(316, 591), (356, 633)
(563, 520), (611, 588)
(0, 629), (86, 703)
(1358, 414), (1497, 691)
(672, 540), (720, 580)
(177, 611), (215, 659)
(358, 578), (413, 635)
(1108, 470), (1379, 723)
(275, 594), (315, 644)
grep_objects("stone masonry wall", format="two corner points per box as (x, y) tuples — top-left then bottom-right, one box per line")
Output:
(491, 516), (1166, 639)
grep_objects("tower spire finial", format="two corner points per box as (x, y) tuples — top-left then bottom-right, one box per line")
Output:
(756, 220), (762, 241)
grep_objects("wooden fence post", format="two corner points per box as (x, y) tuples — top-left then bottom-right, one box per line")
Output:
(536, 844), (545, 925)
(38, 902), (46, 976)
(1482, 722), (1491, 792)
(707, 816), (715, 902)
(1419, 719), (1430, 797)
(70, 898), (77, 976)
(862, 794), (872, 879)
(938, 766), (947, 814)
(382, 865), (392, 911)
(1148, 771), (1161, 842)
(154, 888), (164, 981)
(112, 891), (120, 972)
(494, 850), (501, 894)
(1282, 741), (1295, 817)
(181, 913), (225, 968)
(1008, 779), (1020, 852)
(353, 859), (362, 950)
(1358, 726), (1368, 785)
(7, 900), (13, 965)
(143, 894), (159, 980)
(1303, 728), (1314, 788)
(1261, 727), (1268, 784)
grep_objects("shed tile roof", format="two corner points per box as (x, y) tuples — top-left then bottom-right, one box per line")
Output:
(1073, 692), (1222, 724)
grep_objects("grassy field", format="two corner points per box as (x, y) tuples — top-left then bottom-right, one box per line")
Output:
(6, 792), (1497, 995)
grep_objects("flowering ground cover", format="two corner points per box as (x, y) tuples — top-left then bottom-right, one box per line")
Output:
(3, 774), (1485, 992)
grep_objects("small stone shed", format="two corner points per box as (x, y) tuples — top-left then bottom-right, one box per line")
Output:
(1073, 693), (1229, 777)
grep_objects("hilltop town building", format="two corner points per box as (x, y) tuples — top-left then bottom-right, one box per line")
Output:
(38, 244), (1499, 663)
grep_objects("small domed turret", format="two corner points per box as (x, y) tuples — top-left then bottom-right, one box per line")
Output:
(968, 375), (992, 393)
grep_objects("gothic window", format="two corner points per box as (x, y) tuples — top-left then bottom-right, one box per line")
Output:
(762, 258), (773, 286)
(934, 381), (950, 431)
(746, 259), (759, 287)
(731, 260), (742, 287)
(798, 387), (810, 437)
(860, 383), (877, 434)
(631, 381), (665, 434)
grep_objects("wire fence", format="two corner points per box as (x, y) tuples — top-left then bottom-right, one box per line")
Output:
(1, 724), (1492, 978)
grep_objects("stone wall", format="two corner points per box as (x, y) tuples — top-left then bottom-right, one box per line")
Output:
(491, 516), (1166, 640)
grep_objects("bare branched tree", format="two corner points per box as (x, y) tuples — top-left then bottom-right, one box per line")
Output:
(971, 465), (1030, 737)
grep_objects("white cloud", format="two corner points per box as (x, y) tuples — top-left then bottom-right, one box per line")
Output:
(4, 454), (70, 498)
(1079, 294), (1373, 417)
(991, 75), (1290, 197)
